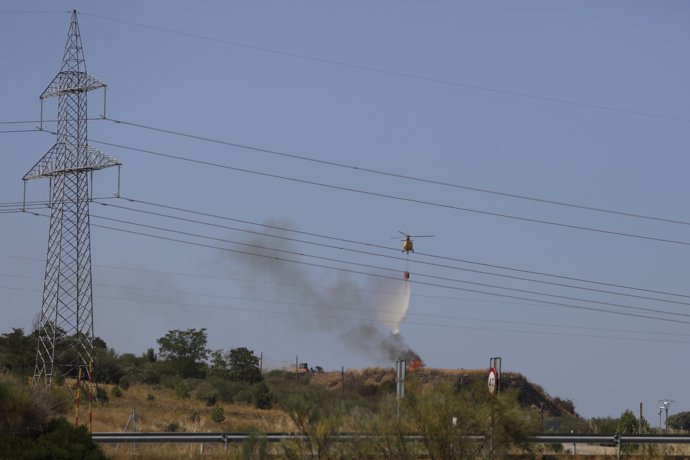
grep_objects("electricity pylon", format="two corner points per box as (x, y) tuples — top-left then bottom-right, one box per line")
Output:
(24, 10), (120, 387)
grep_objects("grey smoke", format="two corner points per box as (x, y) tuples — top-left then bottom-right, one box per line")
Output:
(228, 221), (418, 362)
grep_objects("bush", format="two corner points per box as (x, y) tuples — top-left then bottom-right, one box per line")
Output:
(0, 417), (106, 460)
(95, 386), (109, 403)
(111, 386), (122, 398)
(210, 378), (251, 403)
(211, 406), (226, 423)
(233, 385), (254, 404)
(0, 374), (70, 436)
(158, 420), (183, 432)
(195, 381), (219, 406)
(253, 382), (273, 410)
(174, 382), (190, 399)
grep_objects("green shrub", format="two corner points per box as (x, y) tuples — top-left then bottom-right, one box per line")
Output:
(210, 378), (251, 403)
(95, 386), (109, 403)
(111, 386), (122, 398)
(159, 421), (183, 432)
(195, 381), (218, 406)
(211, 406), (226, 423)
(174, 382), (190, 399)
(252, 382), (273, 409)
(0, 417), (106, 460)
(236, 432), (268, 460)
(0, 374), (70, 436)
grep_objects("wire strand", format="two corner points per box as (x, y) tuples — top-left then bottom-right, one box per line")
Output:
(97, 199), (690, 308)
(105, 117), (690, 227)
(88, 137), (690, 247)
(24, 211), (688, 324)
(78, 12), (690, 124)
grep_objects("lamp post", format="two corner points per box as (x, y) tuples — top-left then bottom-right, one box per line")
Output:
(658, 400), (675, 431)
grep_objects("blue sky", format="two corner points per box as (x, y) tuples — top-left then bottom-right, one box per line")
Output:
(1, 1), (689, 419)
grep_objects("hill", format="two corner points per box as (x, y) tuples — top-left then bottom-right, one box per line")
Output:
(90, 366), (576, 434)
(310, 367), (577, 418)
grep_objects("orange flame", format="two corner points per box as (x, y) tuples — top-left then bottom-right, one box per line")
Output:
(407, 358), (424, 372)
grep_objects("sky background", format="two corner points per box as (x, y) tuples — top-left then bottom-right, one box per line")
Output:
(1, 1), (689, 420)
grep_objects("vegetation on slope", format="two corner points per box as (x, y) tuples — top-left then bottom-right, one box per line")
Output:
(0, 326), (662, 458)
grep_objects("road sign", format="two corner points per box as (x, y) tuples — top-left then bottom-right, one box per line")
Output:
(487, 367), (498, 395)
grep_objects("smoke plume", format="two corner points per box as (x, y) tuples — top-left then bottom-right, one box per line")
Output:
(228, 222), (419, 362)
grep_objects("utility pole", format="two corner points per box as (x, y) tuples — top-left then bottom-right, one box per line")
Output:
(639, 402), (643, 434)
(25, 10), (120, 389)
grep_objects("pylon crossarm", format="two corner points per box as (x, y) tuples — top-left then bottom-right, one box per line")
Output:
(40, 71), (106, 100)
(24, 144), (120, 180)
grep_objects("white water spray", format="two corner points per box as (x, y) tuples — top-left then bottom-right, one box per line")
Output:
(378, 279), (411, 335)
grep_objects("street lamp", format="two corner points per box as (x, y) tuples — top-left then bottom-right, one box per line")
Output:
(658, 399), (675, 431)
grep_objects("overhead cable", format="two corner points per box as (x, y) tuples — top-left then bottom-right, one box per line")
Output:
(105, 117), (690, 227)
(78, 12), (690, 124)
(113, 197), (690, 300)
(97, 199), (690, 308)
(87, 137), (690, 248)
(25, 211), (689, 324)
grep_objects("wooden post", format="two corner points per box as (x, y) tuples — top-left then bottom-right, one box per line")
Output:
(88, 362), (93, 432)
(75, 368), (82, 426)
(639, 401), (643, 434)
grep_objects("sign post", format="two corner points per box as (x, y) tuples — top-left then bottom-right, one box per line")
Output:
(488, 356), (502, 460)
(396, 359), (406, 418)
(489, 357), (501, 396)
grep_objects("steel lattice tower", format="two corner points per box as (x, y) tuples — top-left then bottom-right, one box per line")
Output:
(24, 10), (120, 387)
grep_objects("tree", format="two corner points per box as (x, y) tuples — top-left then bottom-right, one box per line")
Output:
(669, 411), (690, 431)
(228, 347), (262, 384)
(282, 386), (343, 459)
(209, 349), (228, 377)
(618, 409), (649, 453)
(0, 328), (35, 376)
(156, 328), (210, 378)
(93, 348), (123, 384)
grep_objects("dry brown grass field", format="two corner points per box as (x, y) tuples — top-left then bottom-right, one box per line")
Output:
(90, 382), (294, 433)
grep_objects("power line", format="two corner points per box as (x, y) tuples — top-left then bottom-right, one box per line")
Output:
(0, 118), (103, 125)
(0, 10), (69, 15)
(105, 117), (690, 227)
(79, 12), (690, 124)
(11, 193), (690, 301)
(25, 211), (690, 325)
(13, 114), (690, 228)
(96, 199), (690, 308)
(115, 197), (690, 300)
(0, 129), (42, 134)
(87, 137), (690, 248)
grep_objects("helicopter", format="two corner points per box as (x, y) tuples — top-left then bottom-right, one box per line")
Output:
(393, 231), (435, 254)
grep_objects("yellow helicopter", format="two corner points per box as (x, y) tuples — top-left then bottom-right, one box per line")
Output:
(394, 231), (435, 254)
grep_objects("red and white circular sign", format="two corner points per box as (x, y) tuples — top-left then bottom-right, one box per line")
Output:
(487, 367), (498, 395)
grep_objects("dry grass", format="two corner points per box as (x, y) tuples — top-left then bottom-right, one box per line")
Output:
(88, 383), (293, 434)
